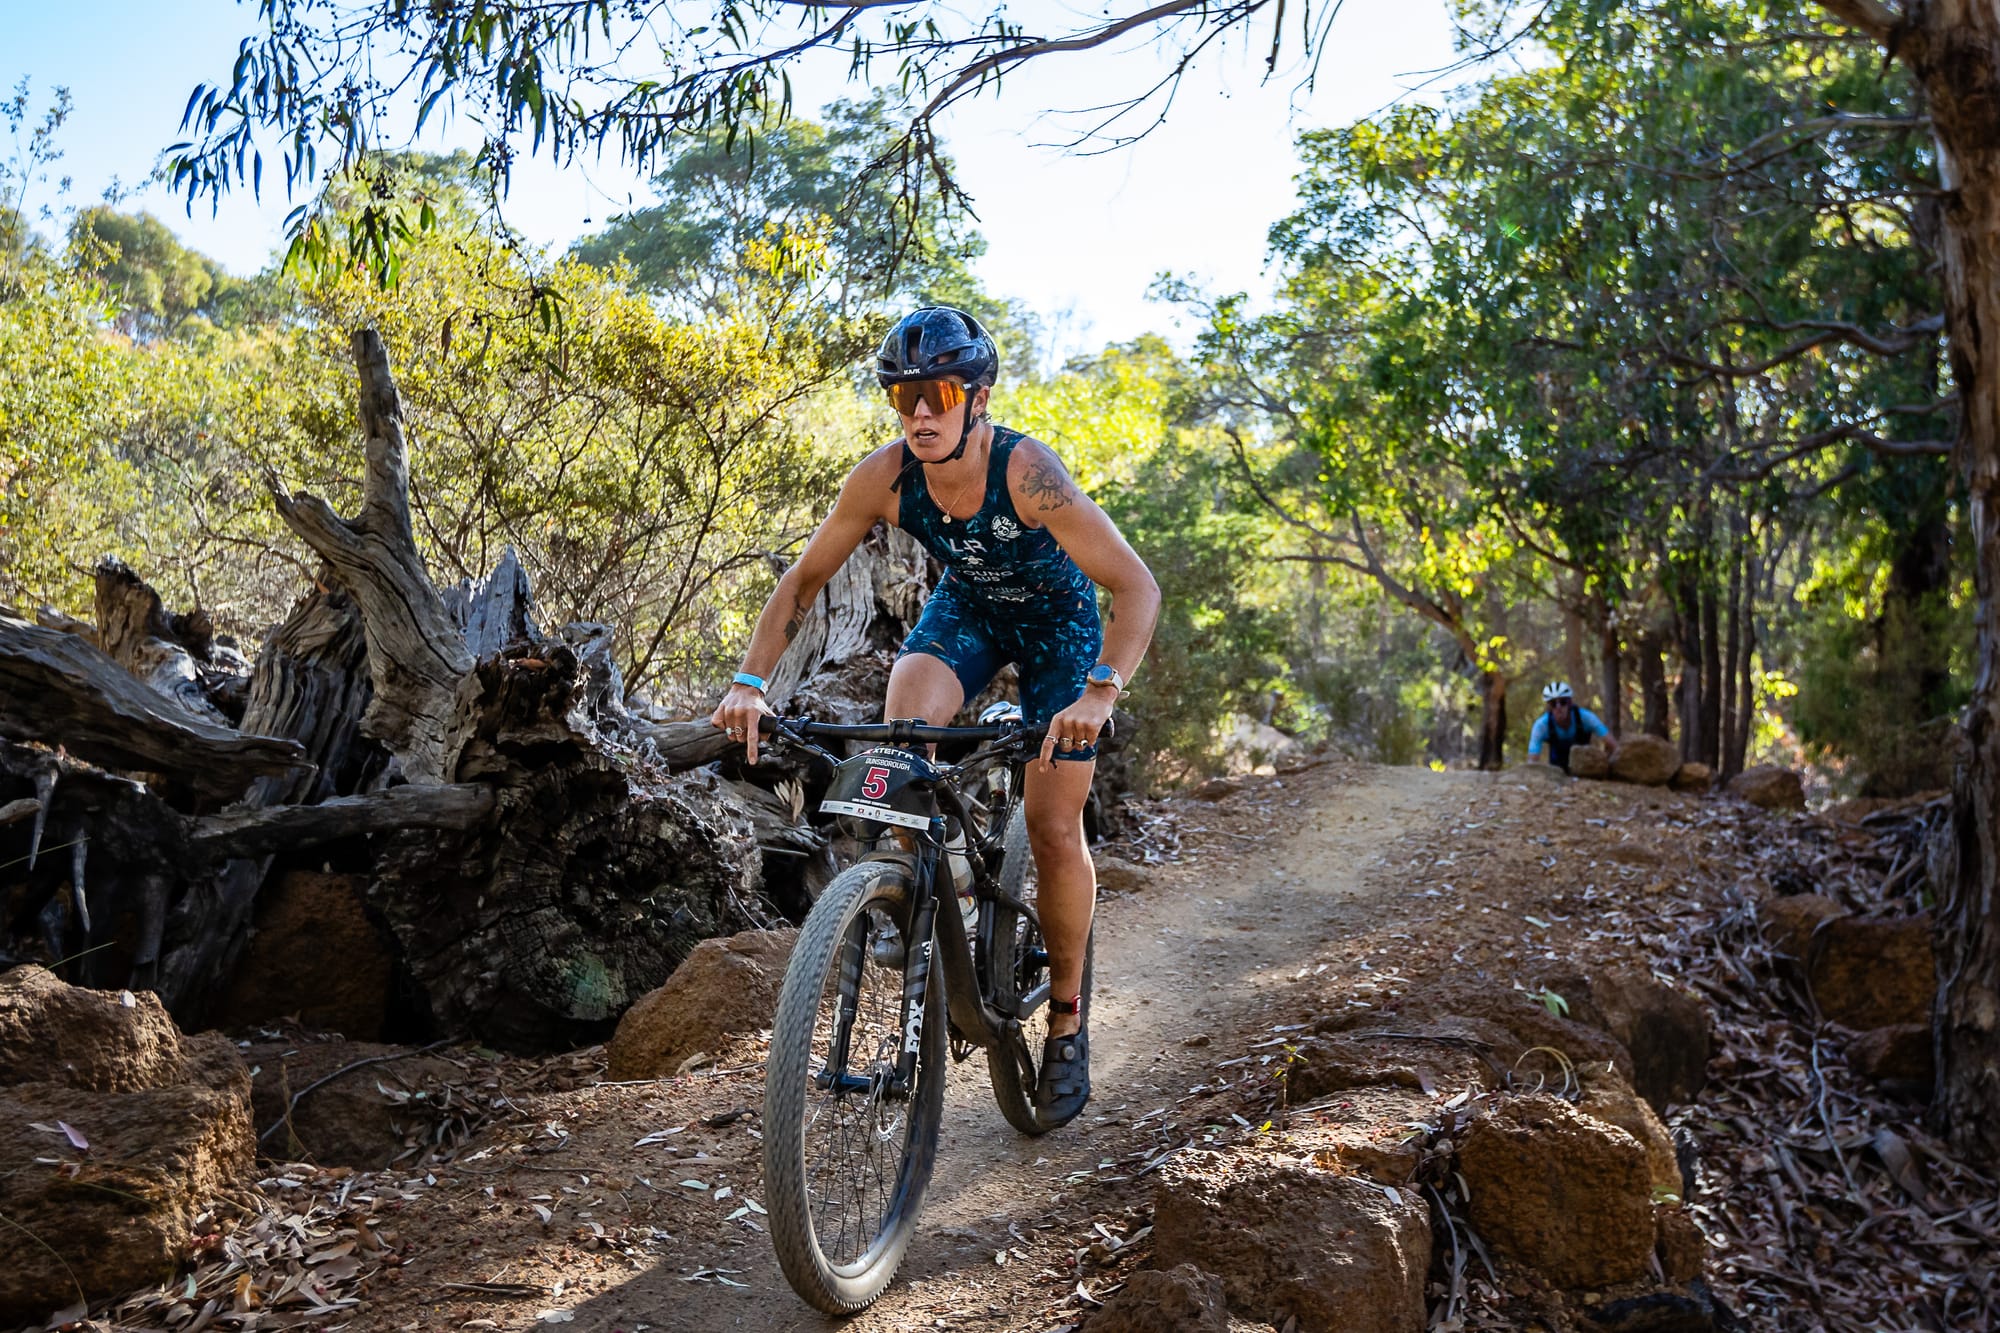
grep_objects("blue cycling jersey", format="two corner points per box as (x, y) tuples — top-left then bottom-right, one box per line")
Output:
(894, 426), (1102, 759)
(1529, 706), (1609, 756)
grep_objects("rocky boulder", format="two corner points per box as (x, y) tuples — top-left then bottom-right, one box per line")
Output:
(0, 966), (254, 1324)
(0, 965), (186, 1092)
(1808, 914), (1933, 1030)
(1610, 734), (1681, 786)
(1846, 1024), (1933, 1087)
(1285, 1087), (1437, 1184)
(1154, 1147), (1430, 1333)
(1094, 855), (1154, 894)
(1669, 762), (1713, 793)
(1727, 765), (1806, 810)
(1085, 1264), (1232, 1333)
(1576, 1066), (1683, 1198)
(1284, 1029), (1498, 1105)
(1556, 968), (1711, 1110)
(1654, 1205), (1706, 1284)
(1569, 743), (1612, 779)
(1761, 893), (1846, 962)
(1456, 1094), (1655, 1288)
(606, 927), (798, 1079)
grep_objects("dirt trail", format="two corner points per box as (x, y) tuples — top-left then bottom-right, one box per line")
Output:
(329, 763), (1477, 1333)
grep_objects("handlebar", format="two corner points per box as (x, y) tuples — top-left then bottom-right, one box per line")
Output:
(758, 715), (1038, 745)
(756, 713), (1114, 751)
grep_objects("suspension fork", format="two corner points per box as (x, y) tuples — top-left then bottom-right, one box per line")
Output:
(892, 843), (942, 1093)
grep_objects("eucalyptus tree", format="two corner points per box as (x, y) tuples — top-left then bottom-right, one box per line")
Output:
(571, 94), (993, 319)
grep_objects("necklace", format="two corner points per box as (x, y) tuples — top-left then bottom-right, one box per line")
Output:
(929, 429), (989, 524)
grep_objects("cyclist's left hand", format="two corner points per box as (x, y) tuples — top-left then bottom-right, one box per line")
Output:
(1039, 690), (1115, 770)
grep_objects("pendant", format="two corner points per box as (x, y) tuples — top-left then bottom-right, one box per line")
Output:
(942, 514), (953, 524)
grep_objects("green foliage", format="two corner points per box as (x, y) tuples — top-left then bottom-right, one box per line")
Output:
(1182, 0), (1958, 768)
(69, 208), (241, 337)
(575, 97), (978, 312)
(1003, 338), (1284, 782)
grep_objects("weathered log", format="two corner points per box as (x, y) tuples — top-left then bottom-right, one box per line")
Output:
(0, 798), (38, 826)
(92, 557), (231, 727)
(189, 783), (493, 859)
(0, 740), (187, 990)
(764, 523), (931, 710)
(152, 584), (386, 1019)
(270, 330), (472, 783)
(372, 762), (763, 1050)
(446, 545), (541, 659)
(0, 612), (308, 805)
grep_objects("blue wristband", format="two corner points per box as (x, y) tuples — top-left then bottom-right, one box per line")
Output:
(733, 671), (769, 693)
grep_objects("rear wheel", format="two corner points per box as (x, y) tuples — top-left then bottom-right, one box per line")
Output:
(982, 805), (1095, 1134)
(763, 857), (946, 1314)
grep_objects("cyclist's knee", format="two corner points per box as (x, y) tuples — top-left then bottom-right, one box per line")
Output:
(1026, 811), (1087, 866)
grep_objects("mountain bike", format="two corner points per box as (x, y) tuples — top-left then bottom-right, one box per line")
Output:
(757, 708), (1096, 1314)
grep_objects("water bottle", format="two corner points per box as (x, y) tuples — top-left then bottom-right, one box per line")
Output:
(944, 823), (977, 933)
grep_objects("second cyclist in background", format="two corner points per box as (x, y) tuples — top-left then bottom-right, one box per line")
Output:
(1529, 680), (1618, 773)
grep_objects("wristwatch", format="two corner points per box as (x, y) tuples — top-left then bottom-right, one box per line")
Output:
(1086, 663), (1125, 691)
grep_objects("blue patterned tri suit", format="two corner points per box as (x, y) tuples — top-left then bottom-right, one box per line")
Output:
(896, 426), (1103, 760)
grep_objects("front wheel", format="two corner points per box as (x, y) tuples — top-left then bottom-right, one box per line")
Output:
(983, 805), (1095, 1134)
(763, 857), (946, 1314)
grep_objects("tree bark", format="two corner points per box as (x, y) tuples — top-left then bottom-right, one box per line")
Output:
(1721, 527), (1745, 779)
(1675, 581), (1704, 763)
(1478, 670), (1508, 771)
(1821, 0), (2000, 1164)
(1700, 574), (1723, 770)
(1598, 619), (1623, 738)
(1733, 552), (1758, 780)
(1915, 0), (2000, 1167)
(269, 329), (473, 784)
(1635, 627), (1671, 738)
(0, 612), (308, 806)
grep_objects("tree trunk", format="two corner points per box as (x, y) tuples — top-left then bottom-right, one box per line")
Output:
(1477, 671), (1508, 771)
(1675, 582), (1704, 763)
(1899, 0), (2000, 1167)
(1732, 551), (1758, 779)
(1598, 619), (1623, 738)
(1700, 575), (1723, 770)
(1563, 600), (1589, 701)
(1721, 527), (1744, 780)
(1635, 628), (1671, 738)
(268, 329), (473, 784)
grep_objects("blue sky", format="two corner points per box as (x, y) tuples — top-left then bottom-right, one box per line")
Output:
(5, 0), (1458, 351)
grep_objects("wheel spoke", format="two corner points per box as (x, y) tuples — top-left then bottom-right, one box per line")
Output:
(799, 905), (922, 1269)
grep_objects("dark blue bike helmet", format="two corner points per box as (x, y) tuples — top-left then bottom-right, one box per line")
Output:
(876, 306), (999, 391)
(878, 306), (1000, 485)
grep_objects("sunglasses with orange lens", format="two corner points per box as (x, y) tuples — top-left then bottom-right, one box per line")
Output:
(885, 377), (967, 417)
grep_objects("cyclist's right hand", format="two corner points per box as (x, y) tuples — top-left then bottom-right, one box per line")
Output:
(710, 684), (776, 764)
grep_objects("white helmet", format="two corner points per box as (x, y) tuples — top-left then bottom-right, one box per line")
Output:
(1542, 681), (1575, 703)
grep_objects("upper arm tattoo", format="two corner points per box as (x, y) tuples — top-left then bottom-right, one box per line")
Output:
(1022, 450), (1077, 514)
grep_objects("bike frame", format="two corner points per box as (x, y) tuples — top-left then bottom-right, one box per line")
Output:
(762, 717), (1047, 1092)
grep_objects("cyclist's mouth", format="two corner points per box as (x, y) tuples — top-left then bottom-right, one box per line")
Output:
(911, 427), (941, 445)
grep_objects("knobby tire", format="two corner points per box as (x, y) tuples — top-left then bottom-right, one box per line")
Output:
(762, 856), (946, 1314)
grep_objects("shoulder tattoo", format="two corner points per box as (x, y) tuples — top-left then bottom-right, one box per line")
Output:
(1022, 451), (1077, 514)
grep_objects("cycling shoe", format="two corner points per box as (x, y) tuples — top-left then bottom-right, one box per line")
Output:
(1034, 1026), (1090, 1126)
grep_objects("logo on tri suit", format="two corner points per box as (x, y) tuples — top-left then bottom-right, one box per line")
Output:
(991, 514), (1021, 541)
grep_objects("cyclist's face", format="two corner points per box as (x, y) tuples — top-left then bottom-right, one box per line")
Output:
(897, 380), (985, 458)
(1549, 699), (1572, 719)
